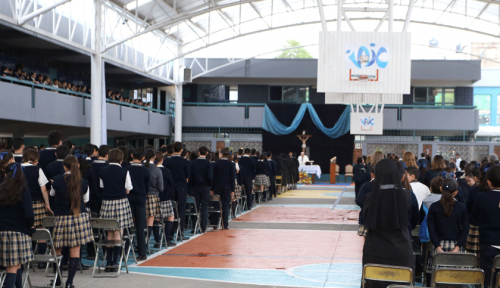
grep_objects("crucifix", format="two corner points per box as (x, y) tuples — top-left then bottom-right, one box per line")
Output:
(297, 130), (311, 153)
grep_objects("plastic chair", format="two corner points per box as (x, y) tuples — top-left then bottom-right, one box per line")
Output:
(240, 186), (247, 212)
(345, 164), (354, 182)
(207, 194), (223, 231)
(432, 267), (484, 287)
(430, 252), (478, 284)
(490, 255), (500, 288)
(275, 175), (282, 195)
(90, 218), (130, 278)
(0, 267), (6, 287)
(185, 196), (201, 234)
(25, 229), (63, 288)
(170, 201), (182, 243)
(362, 264), (414, 288)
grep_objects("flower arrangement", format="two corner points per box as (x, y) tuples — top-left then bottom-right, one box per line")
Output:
(298, 171), (312, 184)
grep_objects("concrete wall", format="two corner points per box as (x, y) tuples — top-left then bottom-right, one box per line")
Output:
(0, 81), (170, 136)
(182, 106), (264, 127)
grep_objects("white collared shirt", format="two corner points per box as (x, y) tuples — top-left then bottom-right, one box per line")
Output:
(100, 163), (133, 191)
(21, 162), (48, 186)
(50, 172), (90, 202)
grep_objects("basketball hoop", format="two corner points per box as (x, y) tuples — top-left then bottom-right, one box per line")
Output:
(349, 69), (379, 81)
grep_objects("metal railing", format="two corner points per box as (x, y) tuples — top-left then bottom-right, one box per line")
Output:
(0, 75), (173, 115)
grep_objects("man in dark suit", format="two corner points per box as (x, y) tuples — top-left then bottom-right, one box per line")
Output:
(238, 148), (256, 209)
(211, 148), (235, 230)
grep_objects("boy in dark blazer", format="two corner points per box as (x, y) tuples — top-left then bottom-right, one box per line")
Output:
(190, 146), (213, 233)
(211, 148), (235, 230)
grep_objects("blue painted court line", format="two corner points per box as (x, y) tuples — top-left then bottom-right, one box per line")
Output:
(127, 263), (363, 288)
(331, 186), (346, 210)
(161, 253), (334, 260)
(321, 192), (355, 197)
(335, 205), (361, 211)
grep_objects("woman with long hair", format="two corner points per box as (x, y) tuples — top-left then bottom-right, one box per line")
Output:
(403, 151), (418, 169)
(0, 151), (35, 288)
(362, 159), (415, 288)
(50, 156), (93, 288)
(424, 155), (447, 187)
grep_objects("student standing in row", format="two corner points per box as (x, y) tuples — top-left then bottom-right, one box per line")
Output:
(190, 146), (212, 233)
(90, 145), (110, 214)
(11, 138), (24, 163)
(39, 130), (62, 171)
(0, 155), (35, 288)
(99, 149), (134, 272)
(50, 156), (93, 288)
(212, 148), (235, 230)
(126, 148), (149, 260)
(239, 149), (255, 210)
(164, 142), (190, 240)
(144, 148), (163, 247)
(156, 152), (176, 247)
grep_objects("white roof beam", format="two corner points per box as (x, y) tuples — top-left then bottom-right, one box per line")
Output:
(103, 0), (264, 52)
(18, 0), (72, 25)
(434, 0), (457, 23)
(249, 2), (271, 28)
(468, 2), (489, 27)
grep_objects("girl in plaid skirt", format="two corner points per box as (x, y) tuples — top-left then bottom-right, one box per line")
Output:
(254, 155), (269, 202)
(99, 149), (134, 272)
(156, 152), (176, 247)
(465, 168), (482, 256)
(144, 149), (163, 248)
(50, 156), (93, 288)
(427, 178), (469, 271)
(0, 155), (35, 288)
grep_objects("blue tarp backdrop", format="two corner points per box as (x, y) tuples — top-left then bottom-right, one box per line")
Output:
(262, 103), (351, 138)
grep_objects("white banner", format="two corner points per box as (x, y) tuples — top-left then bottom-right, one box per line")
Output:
(350, 111), (383, 135)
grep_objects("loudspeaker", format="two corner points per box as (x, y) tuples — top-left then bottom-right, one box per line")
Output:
(180, 68), (192, 83)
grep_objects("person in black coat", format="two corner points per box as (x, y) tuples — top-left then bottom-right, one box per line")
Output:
(211, 148), (235, 230)
(424, 155), (446, 188)
(189, 146), (213, 233)
(267, 152), (277, 198)
(38, 130), (62, 171)
(89, 145), (110, 214)
(353, 157), (366, 199)
(238, 149), (256, 209)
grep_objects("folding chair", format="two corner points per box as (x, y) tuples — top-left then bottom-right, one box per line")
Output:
(240, 186), (247, 212)
(170, 201), (182, 243)
(25, 229), (63, 288)
(0, 267), (6, 287)
(207, 194), (223, 231)
(361, 264), (414, 288)
(122, 228), (137, 264)
(430, 252), (478, 284)
(185, 196), (201, 234)
(90, 218), (130, 278)
(432, 267), (484, 287)
(275, 176), (282, 195)
(490, 255), (500, 288)
(146, 220), (164, 254)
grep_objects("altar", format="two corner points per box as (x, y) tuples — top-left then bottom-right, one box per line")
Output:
(299, 165), (322, 183)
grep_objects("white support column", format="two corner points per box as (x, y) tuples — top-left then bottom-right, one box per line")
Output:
(337, 0), (342, 31)
(174, 44), (183, 142)
(388, 0), (394, 31)
(91, 0), (104, 145)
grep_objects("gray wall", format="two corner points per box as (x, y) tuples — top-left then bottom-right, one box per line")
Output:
(182, 106), (264, 127)
(0, 81), (170, 136)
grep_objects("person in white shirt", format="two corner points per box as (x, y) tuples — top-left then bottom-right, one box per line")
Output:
(298, 152), (309, 166)
(455, 153), (462, 168)
(407, 166), (431, 209)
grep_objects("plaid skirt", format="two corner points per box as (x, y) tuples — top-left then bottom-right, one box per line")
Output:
(254, 174), (270, 187)
(427, 240), (465, 270)
(160, 200), (174, 218)
(0, 231), (34, 266)
(233, 180), (242, 201)
(357, 225), (367, 237)
(33, 200), (48, 227)
(466, 224), (480, 255)
(146, 195), (161, 218)
(100, 198), (134, 229)
(53, 212), (93, 248)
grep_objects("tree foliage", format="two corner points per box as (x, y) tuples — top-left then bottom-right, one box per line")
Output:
(276, 40), (312, 59)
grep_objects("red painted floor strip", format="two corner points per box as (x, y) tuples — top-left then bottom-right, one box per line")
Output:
(232, 206), (359, 224)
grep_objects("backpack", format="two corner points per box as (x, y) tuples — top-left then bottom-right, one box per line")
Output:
(419, 204), (430, 243)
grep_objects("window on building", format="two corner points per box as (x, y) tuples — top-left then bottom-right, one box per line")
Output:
(269, 86), (310, 103)
(269, 86), (282, 101)
(474, 94), (491, 125)
(413, 87), (455, 106)
(198, 85), (230, 102)
(229, 86), (238, 102)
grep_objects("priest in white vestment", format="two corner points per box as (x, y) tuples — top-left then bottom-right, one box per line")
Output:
(298, 152), (310, 166)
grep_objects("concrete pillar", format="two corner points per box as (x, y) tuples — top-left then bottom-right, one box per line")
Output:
(174, 44), (183, 142)
(90, 0), (106, 145)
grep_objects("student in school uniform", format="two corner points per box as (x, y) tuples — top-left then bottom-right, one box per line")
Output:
(211, 148), (235, 230)
(82, 143), (95, 164)
(267, 152), (277, 198)
(473, 166), (500, 285)
(355, 165), (375, 237)
(164, 142), (190, 240)
(190, 146), (213, 233)
(254, 155), (269, 203)
(91, 145), (99, 161)
(239, 149), (256, 209)
(90, 145), (110, 214)
(353, 157), (366, 199)
(0, 158), (35, 288)
(232, 156), (242, 216)
(125, 148), (149, 261)
(11, 138), (24, 163)
(427, 178), (469, 256)
(21, 149), (52, 226)
(38, 130), (63, 171)
(119, 146), (130, 169)
(98, 149), (134, 272)
(50, 156), (93, 288)
(45, 145), (70, 183)
(407, 166), (431, 209)
(424, 155), (447, 188)
(155, 152), (176, 247)
(144, 149), (163, 247)
(466, 167), (486, 257)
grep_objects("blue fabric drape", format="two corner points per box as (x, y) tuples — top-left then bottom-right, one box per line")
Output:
(262, 103), (351, 139)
